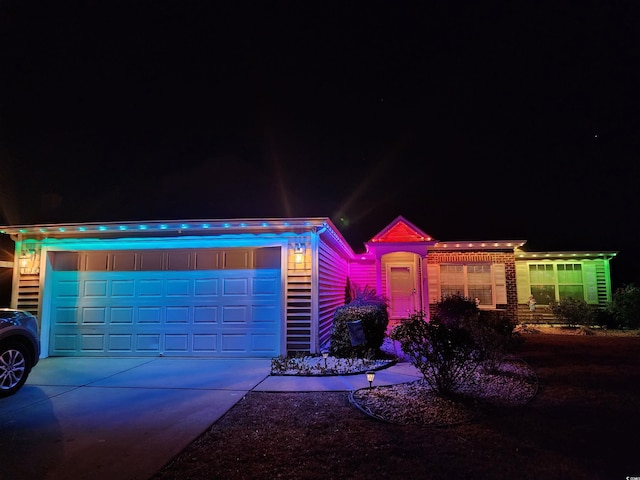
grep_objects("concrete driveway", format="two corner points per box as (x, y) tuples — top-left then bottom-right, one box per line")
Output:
(0, 357), (271, 480)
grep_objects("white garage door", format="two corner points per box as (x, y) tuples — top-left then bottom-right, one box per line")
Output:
(48, 248), (281, 357)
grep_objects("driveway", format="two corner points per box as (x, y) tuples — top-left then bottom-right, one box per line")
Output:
(0, 357), (271, 480)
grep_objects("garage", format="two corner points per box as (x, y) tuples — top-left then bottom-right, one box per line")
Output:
(47, 247), (282, 357)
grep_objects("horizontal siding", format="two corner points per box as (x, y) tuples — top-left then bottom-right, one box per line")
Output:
(348, 262), (376, 292)
(17, 274), (40, 317)
(286, 239), (312, 353)
(317, 240), (349, 350)
(595, 260), (610, 306)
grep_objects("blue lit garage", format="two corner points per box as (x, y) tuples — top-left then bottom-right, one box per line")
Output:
(46, 246), (282, 357)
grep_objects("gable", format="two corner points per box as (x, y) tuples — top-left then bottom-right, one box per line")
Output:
(371, 216), (435, 243)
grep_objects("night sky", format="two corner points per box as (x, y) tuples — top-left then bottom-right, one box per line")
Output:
(0, 1), (639, 287)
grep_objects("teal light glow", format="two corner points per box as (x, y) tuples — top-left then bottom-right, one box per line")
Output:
(159, 224), (168, 230)
(240, 223), (247, 227)
(58, 227), (65, 232)
(262, 222), (269, 227)
(39, 228), (46, 233)
(223, 223), (231, 228)
(201, 223), (210, 229)
(98, 226), (108, 231)
(180, 224), (189, 229)
(78, 227), (87, 232)
(19, 229), (27, 233)
(119, 226), (128, 230)
(139, 225), (148, 230)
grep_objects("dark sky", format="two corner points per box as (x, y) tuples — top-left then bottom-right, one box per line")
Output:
(0, 1), (639, 287)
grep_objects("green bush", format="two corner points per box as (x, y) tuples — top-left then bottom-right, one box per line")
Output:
(329, 303), (389, 358)
(550, 298), (599, 326)
(390, 312), (478, 396)
(432, 294), (479, 327)
(608, 284), (640, 329)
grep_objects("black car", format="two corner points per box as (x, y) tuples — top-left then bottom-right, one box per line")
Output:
(0, 308), (41, 397)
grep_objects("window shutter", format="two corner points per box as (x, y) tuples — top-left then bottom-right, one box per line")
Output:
(426, 264), (440, 303)
(494, 263), (507, 304)
(515, 262), (530, 304)
(583, 262), (598, 304)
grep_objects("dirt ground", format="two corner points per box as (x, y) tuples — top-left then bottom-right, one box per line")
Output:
(151, 331), (640, 480)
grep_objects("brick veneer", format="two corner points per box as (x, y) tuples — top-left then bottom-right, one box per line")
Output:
(427, 250), (518, 321)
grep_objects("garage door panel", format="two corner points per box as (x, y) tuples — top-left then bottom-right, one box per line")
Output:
(84, 280), (108, 297)
(253, 276), (279, 295)
(221, 305), (248, 323)
(223, 277), (248, 295)
(112, 280), (135, 296)
(167, 279), (191, 296)
(48, 258), (281, 357)
(194, 278), (219, 296)
(252, 333), (278, 351)
(110, 307), (134, 324)
(252, 305), (278, 323)
(139, 280), (162, 296)
(193, 306), (217, 323)
(193, 334), (217, 352)
(83, 307), (107, 324)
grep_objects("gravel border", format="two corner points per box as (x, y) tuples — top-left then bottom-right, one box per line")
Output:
(349, 356), (539, 427)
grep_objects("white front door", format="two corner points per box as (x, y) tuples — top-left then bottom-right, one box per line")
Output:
(388, 264), (416, 319)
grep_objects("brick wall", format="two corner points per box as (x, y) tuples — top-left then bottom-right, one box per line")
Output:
(427, 250), (518, 321)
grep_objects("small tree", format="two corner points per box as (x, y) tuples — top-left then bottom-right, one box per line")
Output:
(391, 312), (478, 396)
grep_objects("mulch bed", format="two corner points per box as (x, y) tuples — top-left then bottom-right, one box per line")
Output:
(152, 332), (640, 480)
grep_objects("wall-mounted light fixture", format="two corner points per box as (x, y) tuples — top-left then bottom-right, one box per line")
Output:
(294, 243), (306, 264)
(19, 250), (39, 275)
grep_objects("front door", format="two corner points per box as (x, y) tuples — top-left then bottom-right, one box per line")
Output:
(388, 264), (416, 319)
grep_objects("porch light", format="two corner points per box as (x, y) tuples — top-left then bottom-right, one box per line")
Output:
(19, 250), (39, 275)
(294, 243), (306, 264)
(366, 370), (375, 389)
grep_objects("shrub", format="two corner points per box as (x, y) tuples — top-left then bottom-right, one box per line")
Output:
(473, 310), (522, 372)
(390, 312), (478, 396)
(329, 286), (389, 358)
(608, 284), (640, 329)
(550, 297), (599, 326)
(432, 294), (479, 327)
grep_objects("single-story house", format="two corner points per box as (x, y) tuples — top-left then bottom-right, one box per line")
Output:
(0, 215), (617, 359)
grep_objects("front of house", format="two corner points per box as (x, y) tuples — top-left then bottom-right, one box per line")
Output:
(0, 216), (617, 359)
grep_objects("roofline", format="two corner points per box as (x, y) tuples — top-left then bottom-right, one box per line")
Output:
(516, 250), (618, 259)
(432, 240), (528, 250)
(0, 217), (332, 237)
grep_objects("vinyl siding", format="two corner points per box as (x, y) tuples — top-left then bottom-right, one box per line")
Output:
(317, 238), (349, 350)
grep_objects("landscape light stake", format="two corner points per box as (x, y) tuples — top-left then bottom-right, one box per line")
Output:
(322, 351), (329, 369)
(366, 371), (375, 389)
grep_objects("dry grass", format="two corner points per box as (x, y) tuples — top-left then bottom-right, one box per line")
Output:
(152, 331), (640, 480)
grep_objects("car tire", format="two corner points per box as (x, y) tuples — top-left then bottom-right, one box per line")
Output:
(0, 342), (32, 398)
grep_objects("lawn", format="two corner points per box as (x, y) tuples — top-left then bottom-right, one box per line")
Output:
(151, 331), (640, 480)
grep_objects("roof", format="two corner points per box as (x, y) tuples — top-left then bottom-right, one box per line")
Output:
(369, 215), (436, 243)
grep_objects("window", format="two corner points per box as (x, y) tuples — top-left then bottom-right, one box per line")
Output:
(529, 263), (584, 304)
(440, 264), (493, 306)
(529, 264), (555, 305)
(557, 264), (584, 301)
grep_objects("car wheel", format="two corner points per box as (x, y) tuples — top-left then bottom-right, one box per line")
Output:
(0, 342), (32, 398)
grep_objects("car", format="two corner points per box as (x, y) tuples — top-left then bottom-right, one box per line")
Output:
(0, 308), (41, 397)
